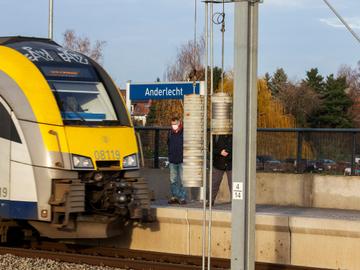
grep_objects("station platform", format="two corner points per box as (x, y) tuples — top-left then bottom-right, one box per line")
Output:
(116, 201), (360, 270)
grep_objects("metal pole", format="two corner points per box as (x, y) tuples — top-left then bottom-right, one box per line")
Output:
(207, 2), (214, 269)
(193, 0), (198, 94)
(154, 129), (160, 169)
(232, 1), (259, 269)
(48, 0), (54, 39)
(221, 0), (225, 93)
(296, 131), (303, 173)
(126, 81), (132, 113)
(201, 2), (209, 270)
(351, 132), (356, 175)
(323, 0), (360, 44)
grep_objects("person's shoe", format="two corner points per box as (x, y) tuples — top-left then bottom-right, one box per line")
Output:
(179, 199), (187, 205)
(168, 197), (179, 204)
(206, 200), (214, 207)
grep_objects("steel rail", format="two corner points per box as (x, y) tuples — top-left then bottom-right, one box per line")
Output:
(0, 243), (332, 270)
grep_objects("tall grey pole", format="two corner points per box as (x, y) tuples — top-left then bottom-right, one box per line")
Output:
(201, 3), (209, 270)
(48, 0), (54, 39)
(207, 1), (214, 269)
(231, 1), (259, 270)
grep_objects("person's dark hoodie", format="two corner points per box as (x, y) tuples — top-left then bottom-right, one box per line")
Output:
(213, 135), (232, 171)
(167, 123), (184, 164)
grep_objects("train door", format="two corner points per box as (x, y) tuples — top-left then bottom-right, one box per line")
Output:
(0, 98), (11, 208)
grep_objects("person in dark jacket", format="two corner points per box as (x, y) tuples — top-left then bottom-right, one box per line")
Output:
(210, 135), (232, 205)
(167, 117), (187, 204)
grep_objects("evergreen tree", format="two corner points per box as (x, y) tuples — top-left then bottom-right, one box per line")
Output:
(268, 68), (288, 96)
(213, 66), (223, 91)
(309, 74), (353, 128)
(146, 101), (157, 126)
(303, 68), (325, 95)
(264, 72), (272, 87)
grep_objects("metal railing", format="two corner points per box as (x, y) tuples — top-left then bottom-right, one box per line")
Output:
(135, 126), (360, 175)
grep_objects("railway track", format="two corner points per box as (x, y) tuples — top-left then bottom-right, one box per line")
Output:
(0, 241), (332, 270)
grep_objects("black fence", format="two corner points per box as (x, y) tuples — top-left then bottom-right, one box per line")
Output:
(135, 127), (360, 175)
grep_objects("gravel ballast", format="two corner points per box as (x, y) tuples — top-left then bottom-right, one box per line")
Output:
(0, 254), (125, 270)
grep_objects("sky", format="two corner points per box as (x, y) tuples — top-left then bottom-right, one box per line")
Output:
(0, 0), (359, 86)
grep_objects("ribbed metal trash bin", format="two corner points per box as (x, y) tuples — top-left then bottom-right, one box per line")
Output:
(183, 94), (205, 188)
(212, 92), (232, 135)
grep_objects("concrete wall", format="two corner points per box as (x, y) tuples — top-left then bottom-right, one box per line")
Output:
(144, 168), (360, 211)
(117, 207), (289, 261)
(255, 173), (360, 211)
(114, 207), (360, 269)
(289, 216), (360, 270)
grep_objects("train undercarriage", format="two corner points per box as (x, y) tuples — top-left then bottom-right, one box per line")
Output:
(1, 171), (150, 240)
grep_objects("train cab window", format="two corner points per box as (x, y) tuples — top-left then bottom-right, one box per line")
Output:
(51, 81), (118, 123)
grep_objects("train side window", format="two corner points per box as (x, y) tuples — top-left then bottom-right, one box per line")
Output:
(0, 102), (21, 143)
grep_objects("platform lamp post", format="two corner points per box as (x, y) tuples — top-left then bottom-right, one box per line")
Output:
(231, 0), (260, 269)
(48, 0), (54, 39)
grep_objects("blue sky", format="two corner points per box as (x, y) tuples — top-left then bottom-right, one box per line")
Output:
(0, 0), (359, 86)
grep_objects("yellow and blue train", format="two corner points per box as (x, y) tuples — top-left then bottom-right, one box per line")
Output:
(0, 36), (149, 239)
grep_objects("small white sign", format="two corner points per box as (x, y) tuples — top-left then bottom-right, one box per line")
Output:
(232, 182), (243, 200)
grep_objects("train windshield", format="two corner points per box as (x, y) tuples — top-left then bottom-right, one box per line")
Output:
(51, 81), (118, 123)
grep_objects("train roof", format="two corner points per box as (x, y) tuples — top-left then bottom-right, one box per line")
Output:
(0, 36), (59, 46)
(0, 36), (93, 69)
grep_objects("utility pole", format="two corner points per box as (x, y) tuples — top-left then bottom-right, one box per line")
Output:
(48, 0), (54, 39)
(231, 0), (259, 269)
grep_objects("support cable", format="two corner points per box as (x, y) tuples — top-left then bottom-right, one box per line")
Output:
(323, 0), (360, 44)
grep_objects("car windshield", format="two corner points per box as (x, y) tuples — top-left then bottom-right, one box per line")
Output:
(51, 81), (118, 122)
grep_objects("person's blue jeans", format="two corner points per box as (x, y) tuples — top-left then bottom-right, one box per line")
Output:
(169, 163), (186, 200)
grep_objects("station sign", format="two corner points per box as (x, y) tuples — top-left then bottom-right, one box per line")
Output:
(128, 82), (201, 101)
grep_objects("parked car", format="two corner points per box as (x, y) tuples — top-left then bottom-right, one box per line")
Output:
(159, 157), (169, 168)
(282, 158), (318, 173)
(257, 155), (283, 172)
(315, 159), (337, 172)
(265, 159), (283, 172)
(256, 158), (262, 171)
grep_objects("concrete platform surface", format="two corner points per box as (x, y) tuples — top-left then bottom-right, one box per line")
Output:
(143, 168), (360, 211)
(152, 200), (360, 221)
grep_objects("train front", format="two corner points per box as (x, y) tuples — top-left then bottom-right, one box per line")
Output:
(0, 37), (149, 239)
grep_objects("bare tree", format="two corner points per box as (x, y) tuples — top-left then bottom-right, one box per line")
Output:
(338, 63), (360, 93)
(147, 37), (206, 127)
(62, 30), (106, 62)
(277, 82), (321, 127)
(338, 62), (360, 126)
(165, 36), (205, 82)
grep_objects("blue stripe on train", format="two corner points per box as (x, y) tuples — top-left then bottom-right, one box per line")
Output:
(0, 200), (37, 220)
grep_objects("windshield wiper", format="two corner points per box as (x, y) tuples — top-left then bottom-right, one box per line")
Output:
(101, 120), (121, 125)
(64, 108), (86, 122)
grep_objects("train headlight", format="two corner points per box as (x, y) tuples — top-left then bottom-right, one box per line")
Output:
(123, 154), (138, 168)
(72, 155), (94, 169)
